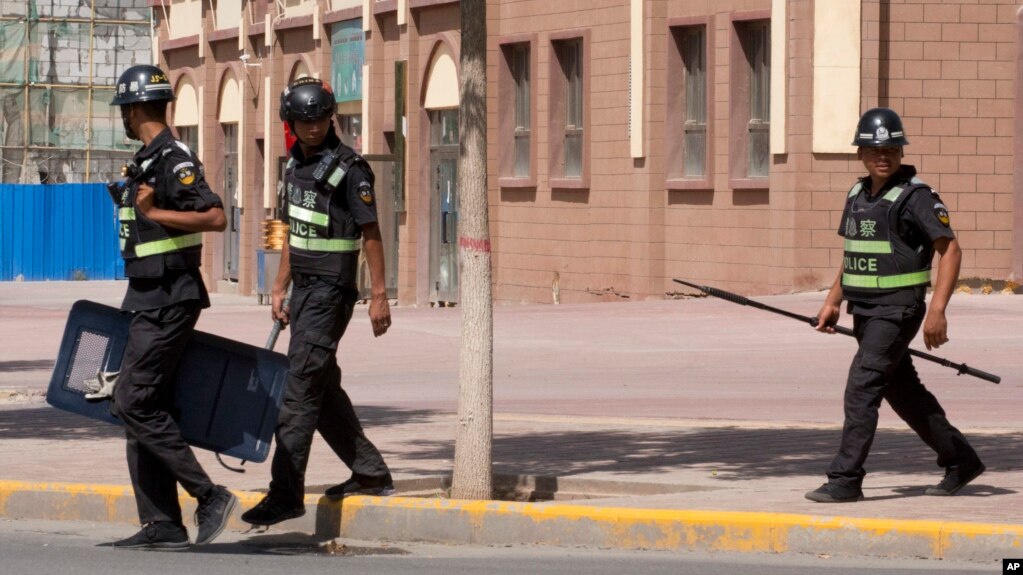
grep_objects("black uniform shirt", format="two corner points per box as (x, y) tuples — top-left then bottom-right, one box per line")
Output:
(838, 165), (956, 316)
(122, 127), (223, 312)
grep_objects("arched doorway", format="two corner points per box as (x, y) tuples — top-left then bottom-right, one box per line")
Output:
(291, 60), (311, 81)
(172, 76), (199, 154)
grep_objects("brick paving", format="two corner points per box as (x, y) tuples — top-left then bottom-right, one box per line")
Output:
(1, 281), (1020, 526)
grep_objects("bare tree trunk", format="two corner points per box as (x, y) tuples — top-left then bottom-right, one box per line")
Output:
(450, 0), (493, 501)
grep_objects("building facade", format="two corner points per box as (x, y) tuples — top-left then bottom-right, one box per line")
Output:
(151, 0), (1023, 304)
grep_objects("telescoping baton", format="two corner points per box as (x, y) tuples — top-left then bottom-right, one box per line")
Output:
(673, 279), (1001, 384)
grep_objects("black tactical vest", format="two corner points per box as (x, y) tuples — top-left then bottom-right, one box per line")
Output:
(840, 178), (933, 305)
(118, 143), (203, 278)
(285, 144), (370, 286)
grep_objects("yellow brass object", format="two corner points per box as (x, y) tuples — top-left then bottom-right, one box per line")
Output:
(261, 219), (288, 250)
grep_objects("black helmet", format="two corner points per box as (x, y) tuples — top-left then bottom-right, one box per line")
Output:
(279, 78), (336, 122)
(852, 107), (909, 147)
(111, 65), (176, 106)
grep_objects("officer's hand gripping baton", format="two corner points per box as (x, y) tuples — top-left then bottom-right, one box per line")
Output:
(265, 288), (292, 350)
(673, 279), (1001, 384)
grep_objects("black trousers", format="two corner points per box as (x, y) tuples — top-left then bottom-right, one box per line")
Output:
(268, 276), (390, 504)
(826, 304), (981, 488)
(111, 301), (214, 525)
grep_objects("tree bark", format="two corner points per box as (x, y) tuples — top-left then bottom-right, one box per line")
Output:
(450, 0), (493, 501)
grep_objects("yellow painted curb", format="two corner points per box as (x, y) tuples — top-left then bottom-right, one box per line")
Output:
(1, 480), (1020, 560)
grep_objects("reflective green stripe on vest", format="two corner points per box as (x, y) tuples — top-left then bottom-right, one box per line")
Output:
(134, 233), (204, 257)
(118, 207), (201, 256)
(289, 235), (360, 252)
(288, 204), (329, 228)
(882, 186), (905, 202)
(848, 183), (907, 202)
(326, 166), (346, 188)
(842, 270), (930, 290)
(844, 239), (892, 254)
(119, 208), (134, 250)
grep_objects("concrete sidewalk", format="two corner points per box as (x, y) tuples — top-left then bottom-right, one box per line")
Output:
(0, 281), (1020, 561)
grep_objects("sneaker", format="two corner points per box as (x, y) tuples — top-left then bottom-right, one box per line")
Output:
(112, 522), (190, 550)
(194, 485), (238, 545)
(804, 483), (864, 503)
(924, 462), (986, 496)
(324, 474), (396, 500)
(240, 492), (306, 526)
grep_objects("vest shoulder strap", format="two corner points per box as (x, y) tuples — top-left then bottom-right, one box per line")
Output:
(888, 178), (931, 206)
(129, 138), (177, 184)
(319, 144), (374, 191)
(335, 145), (373, 177)
(847, 181), (864, 198)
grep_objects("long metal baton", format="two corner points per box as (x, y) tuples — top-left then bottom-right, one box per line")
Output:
(673, 279), (1001, 384)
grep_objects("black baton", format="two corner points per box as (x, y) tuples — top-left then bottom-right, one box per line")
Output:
(673, 279), (1001, 384)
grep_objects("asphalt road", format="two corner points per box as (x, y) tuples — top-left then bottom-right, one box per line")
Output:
(0, 518), (997, 575)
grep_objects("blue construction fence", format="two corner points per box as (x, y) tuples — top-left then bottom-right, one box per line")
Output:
(0, 184), (124, 281)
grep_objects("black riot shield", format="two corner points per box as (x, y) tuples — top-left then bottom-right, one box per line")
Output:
(46, 300), (288, 463)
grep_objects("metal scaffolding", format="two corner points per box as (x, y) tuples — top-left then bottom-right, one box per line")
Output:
(0, 0), (151, 183)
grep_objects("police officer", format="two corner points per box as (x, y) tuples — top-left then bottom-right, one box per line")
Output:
(241, 78), (394, 526)
(108, 64), (237, 548)
(806, 108), (984, 503)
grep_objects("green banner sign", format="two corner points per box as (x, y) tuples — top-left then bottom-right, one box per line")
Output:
(331, 19), (364, 103)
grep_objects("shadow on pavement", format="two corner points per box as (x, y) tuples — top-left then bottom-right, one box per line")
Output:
(883, 483), (1014, 500)
(4, 403), (1019, 497)
(0, 359), (54, 372)
(358, 405), (448, 427)
(94, 531), (411, 556)
(395, 427), (1023, 481)
(0, 404), (123, 440)
(0, 404), (445, 441)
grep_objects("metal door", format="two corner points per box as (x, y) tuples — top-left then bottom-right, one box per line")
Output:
(222, 124), (240, 281)
(428, 109), (459, 305)
(430, 151), (458, 304)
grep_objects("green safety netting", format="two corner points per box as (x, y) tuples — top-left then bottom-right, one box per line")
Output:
(0, 21), (26, 83)
(0, 86), (22, 148)
(1, 0), (147, 21)
(0, 0), (147, 181)
(90, 87), (134, 151)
